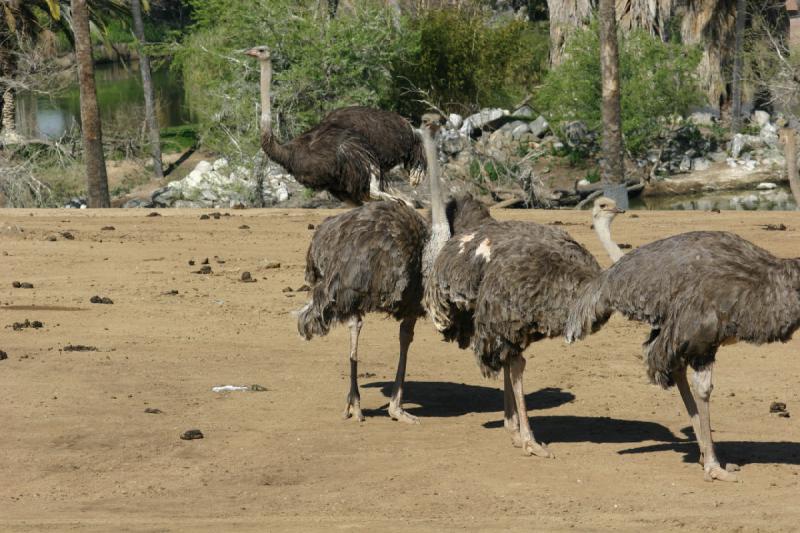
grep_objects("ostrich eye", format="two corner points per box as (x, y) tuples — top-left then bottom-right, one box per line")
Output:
(599, 203), (606, 208)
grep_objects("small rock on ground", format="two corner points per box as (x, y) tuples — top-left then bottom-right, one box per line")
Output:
(12, 281), (34, 289)
(0, 350), (7, 360)
(770, 401), (787, 413)
(144, 408), (163, 414)
(241, 272), (256, 283)
(63, 344), (98, 352)
(180, 429), (204, 440)
(90, 296), (114, 304)
(12, 319), (44, 331)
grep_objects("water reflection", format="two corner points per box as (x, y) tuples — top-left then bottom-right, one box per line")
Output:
(631, 185), (797, 211)
(16, 61), (193, 140)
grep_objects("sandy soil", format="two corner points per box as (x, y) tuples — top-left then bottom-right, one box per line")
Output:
(1, 207), (799, 532)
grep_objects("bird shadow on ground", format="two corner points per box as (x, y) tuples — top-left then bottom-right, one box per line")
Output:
(483, 415), (679, 445)
(618, 426), (800, 465)
(361, 381), (574, 418)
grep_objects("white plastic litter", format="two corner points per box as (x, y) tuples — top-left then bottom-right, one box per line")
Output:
(211, 385), (250, 393)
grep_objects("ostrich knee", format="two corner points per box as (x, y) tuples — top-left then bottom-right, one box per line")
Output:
(691, 365), (714, 402)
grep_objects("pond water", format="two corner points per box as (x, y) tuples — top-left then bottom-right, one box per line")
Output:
(630, 185), (797, 211)
(16, 62), (194, 140)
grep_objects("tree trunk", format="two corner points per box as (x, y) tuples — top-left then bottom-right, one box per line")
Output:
(599, 0), (625, 189)
(1, 88), (17, 138)
(783, 128), (800, 209)
(71, 0), (110, 208)
(328, 0), (339, 18)
(730, 0), (746, 132)
(131, 0), (163, 179)
(546, 0), (595, 66)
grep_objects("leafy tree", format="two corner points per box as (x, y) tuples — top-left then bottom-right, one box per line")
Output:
(536, 21), (704, 156)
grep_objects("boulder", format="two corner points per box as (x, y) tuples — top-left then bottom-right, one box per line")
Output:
(512, 105), (534, 118)
(730, 134), (764, 159)
(528, 116), (550, 138)
(753, 110), (770, 127)
(756, 182), (778, 190)
(447, 113), (463, 130)
(759, 122), (779, 147)
(460, 108), (507, 136)
(440, 130), (468, 155)
(689, 111), (716, 126)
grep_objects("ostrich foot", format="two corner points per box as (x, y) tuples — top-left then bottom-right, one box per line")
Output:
(703, 464), (739, 482)
(343, 393), (365, 422)
(388, 405), (419, 424)
(513, 436), (554, 458)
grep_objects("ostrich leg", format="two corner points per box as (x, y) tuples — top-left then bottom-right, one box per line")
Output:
(388, 317), (419, 424)
(508, 355), (553, 458)
(672, 367), (705, 465)
(504, 363), (521, 443)
(343, 315), (365, 422)
(692, 365), (738, 482)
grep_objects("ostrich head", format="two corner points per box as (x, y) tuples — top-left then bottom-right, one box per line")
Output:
(420, 112), (445, 135)
(244, 45), (271, 61)
(591, 196), (625, 263)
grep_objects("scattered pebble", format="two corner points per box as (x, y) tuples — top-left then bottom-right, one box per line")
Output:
(770, 401), (787, 413)
(194, 265), (213, 275)
(0, 350), (7, 361)
(12, 281), (34, 289)
(60, 231), (75, 240)
(11, 319), (43, 331)
(180, 429), (204, 440)
(629, 214), (640, 218)
(144, 408), (163, 414)
(90, 296), (114, 304)
(188, 260), (196, 266)
(147, 212), (161, 217)
(619, 243), (633, 249)
(711, 209), (720, 214)
(296, 284), (310, 292)
(199, 214), (210, 220)
(762, 224), (787, 231)
(250, 384), (268, 392)
(101, 226), (115, 231)
(263, 261), (281, 269)
(281, 286), (293, 293)
(241, 271), (256, 283)
(46, 235), (57, 242)
(358, 372), (376, 378)
(201, 258), (210, 265)
(779, 412), (791, 418)
(239, 225), (250, 230)
(63, 344), (98, 352)
(307, 224), (315, 230)
(161, 289), (179, 296)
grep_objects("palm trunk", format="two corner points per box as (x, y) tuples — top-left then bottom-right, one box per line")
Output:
(131, 0), (164, 179)
(599, 0), (625, 188)
(71, 0), (110, 208)
(730, 0), (746, 132)
(783, 128), (800, 209)
(1, 88), (16, 137)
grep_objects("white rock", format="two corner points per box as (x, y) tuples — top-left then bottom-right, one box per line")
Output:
(689, 111), (715, 126)
(756, 182), (778, 190)
(528, 116), (550, 138)
(460, 108), (508, 136)
(511, 123), (530, 139)
(691, 158), (710, 171)
(753, 110), (770, 127)
(447, 113), (463, 130)
(276, 183), (289, 203)
(760, 122), (779, 147)
(577, 178), (591, 188)
(193, 160), (212, 174)
(212, 158), (229, 171)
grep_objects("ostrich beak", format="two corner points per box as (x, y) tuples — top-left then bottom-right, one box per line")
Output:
(612, 207), (626, 214)
(243, 48), (259, 57)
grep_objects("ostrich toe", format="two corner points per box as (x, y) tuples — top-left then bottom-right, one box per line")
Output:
(343, 393), (365, 422)
(388, 405), (419, 424)
(703, 464), (739, 483)
(522, 439), (554, 459)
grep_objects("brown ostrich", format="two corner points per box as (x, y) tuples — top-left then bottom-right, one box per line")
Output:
(566, 231), (800, 482)
(296, 115), (486, 423)
(425, 198), (624, 456)
(244, 45), (430, 205)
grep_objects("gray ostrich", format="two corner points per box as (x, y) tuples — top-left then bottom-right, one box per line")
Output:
(296, 115), (487, 423)
(425, 198), (624, 455)
(245, 45), (428, 205)
(566, 231), (800, 482)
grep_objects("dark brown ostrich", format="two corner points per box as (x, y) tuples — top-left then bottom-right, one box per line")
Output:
(296, 115), (480, 423)
(424, 198), (624, 456)
(566, 231), (800, 482)
(244, 45), (430, 205)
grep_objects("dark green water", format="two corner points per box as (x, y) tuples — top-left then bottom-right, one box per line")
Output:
(17, 62), (193, 140)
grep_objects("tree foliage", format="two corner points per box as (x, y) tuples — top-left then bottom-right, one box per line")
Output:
(536, 21), (704, 156)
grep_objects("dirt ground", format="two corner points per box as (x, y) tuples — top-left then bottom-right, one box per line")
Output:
(1, 207), (799, 532)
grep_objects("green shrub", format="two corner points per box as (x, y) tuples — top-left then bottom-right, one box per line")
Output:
(393, 8), (549, 117)
(535, 22), (704, 156)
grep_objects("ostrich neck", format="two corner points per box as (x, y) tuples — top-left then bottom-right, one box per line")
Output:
(422, 128), (449, 279)
(594, 216), (623, 263)
(258, 58), (291, 167)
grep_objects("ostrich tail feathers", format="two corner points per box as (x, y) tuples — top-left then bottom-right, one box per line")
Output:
(565, 278), (612, 344)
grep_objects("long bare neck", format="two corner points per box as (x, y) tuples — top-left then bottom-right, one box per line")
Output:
(593, 216), (623, 263)
(258, 57), (291, 166)
(422, 127), (449, 278)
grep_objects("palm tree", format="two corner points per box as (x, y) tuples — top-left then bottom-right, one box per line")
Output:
(71, 0), (110, 207)
(0, 0), (129, 140)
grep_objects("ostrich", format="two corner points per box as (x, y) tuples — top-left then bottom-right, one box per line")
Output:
(566, 231), (800, 482)
(296, 114), (485, 423)
(424, 198), (624, 456)
(244, 45), (430, 205)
